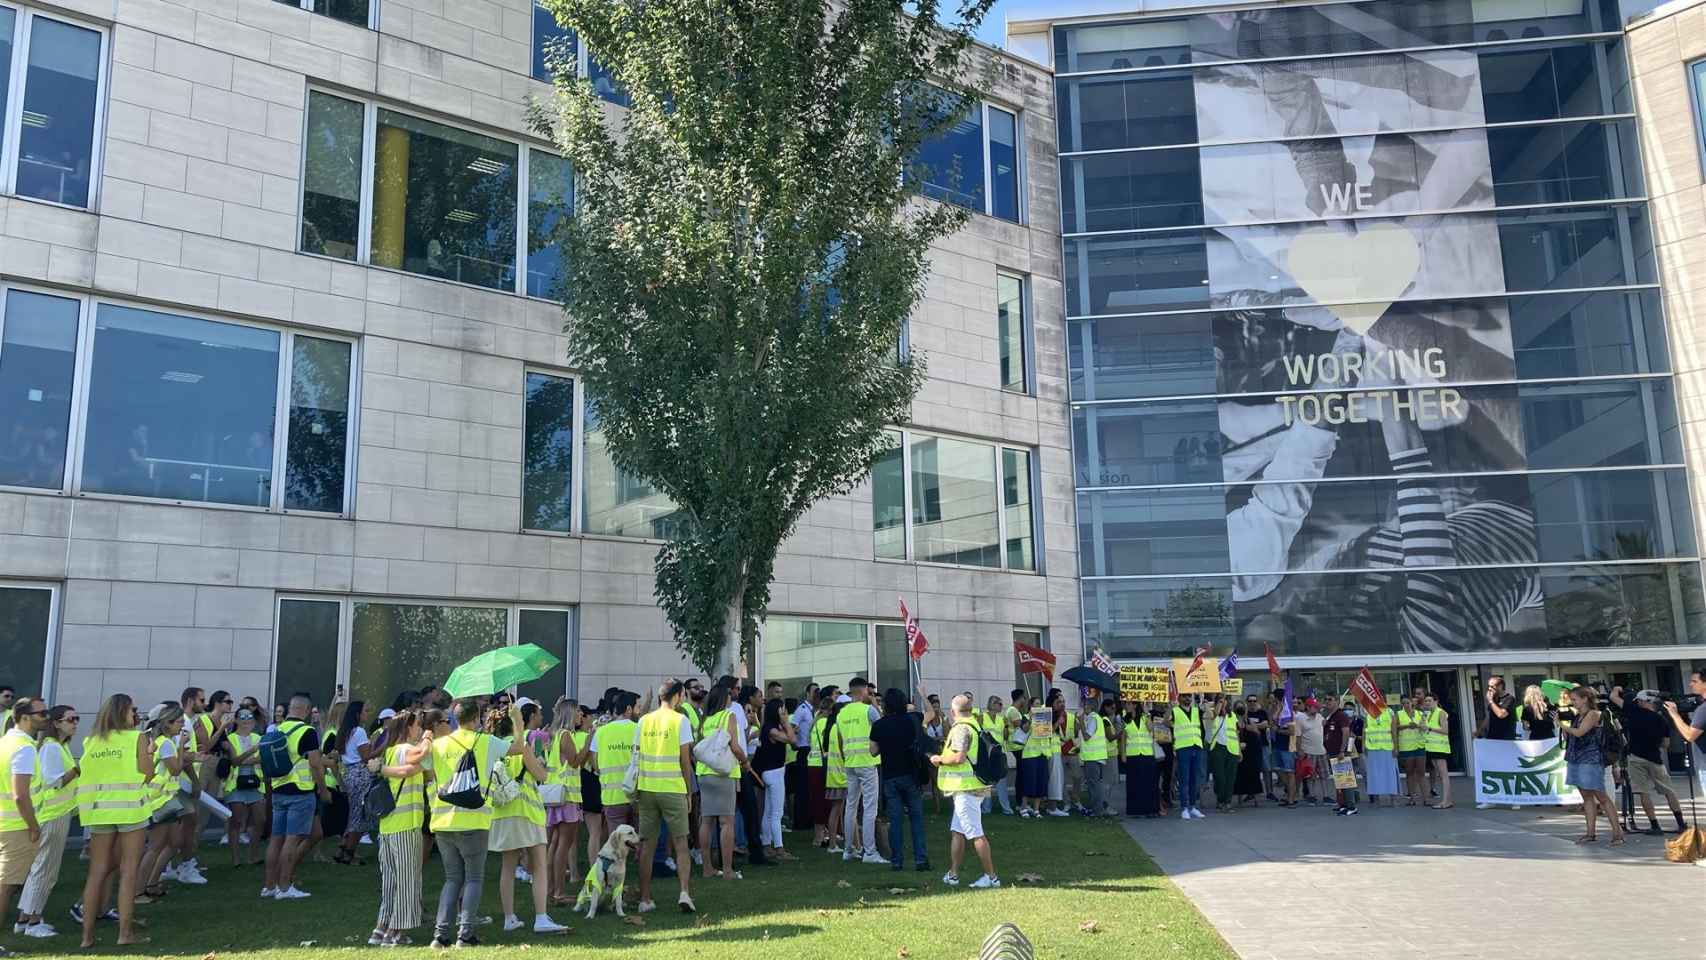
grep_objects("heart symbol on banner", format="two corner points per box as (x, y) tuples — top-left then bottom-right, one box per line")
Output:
(1283, 222), (1422, 336)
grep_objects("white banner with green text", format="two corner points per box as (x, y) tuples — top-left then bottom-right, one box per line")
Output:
(1473, 738), (1581, 806)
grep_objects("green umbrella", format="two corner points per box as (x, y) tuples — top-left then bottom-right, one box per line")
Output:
(1540, 678), (1577, 705)
(444, 644), (562, 699)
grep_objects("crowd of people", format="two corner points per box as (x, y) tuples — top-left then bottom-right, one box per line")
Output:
(2, 668), (1703, 952)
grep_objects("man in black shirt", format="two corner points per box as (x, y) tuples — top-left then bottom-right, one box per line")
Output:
(870, 688), (929, 872)
(1612, 688), (1686, 835)
(1480, 676), (1518, 740)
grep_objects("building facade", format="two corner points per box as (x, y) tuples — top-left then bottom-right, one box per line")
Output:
(0, 0), (1076, 718)
(1009, 0), (1706, 757)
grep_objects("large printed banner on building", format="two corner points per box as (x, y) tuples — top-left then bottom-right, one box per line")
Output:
(1473, 738), (1581, 806)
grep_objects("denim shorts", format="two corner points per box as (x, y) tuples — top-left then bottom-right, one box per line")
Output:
(1269, 748), (1294, 772)
(271, 791), (316, 837)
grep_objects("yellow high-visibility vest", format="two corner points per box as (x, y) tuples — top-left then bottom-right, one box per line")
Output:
(33, 739), (79, 823)
(1364, 709), (1394, 752)
(494, 754), (546, 827)
(1423, 709), (1450, 754)
(0, 730), (37, 831)
(695, 710), (735, 779)
(1080, 714), (1108, 762)
(275, 720), (315, 791)
(834, 702), (877, 769)
(224, 732), (259, 794)
(1123, 717), (1154, 758)
(429, 730), (494, 832)
(1396, 709), (1424, 752)
(597, 719), (638, 806)
(636, 707), (687, 794)
(936, 723), (981, 794)
(807, 717), (827, 768)
(76, 730), (150, 827)
(1172, 707), (1203, 749)
(379, 743), (425, 835)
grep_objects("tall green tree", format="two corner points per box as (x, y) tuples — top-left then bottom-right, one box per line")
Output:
(534, 0), (997, 673)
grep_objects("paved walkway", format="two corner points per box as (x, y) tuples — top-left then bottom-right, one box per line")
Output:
(1122, 781), (1703, 959)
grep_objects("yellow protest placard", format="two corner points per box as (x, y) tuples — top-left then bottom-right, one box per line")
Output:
(1330, 757), (1358, 790)
(1029, 707), (1053, 739)
(1221, 678), (1243, 696)
(1171, 657), (1222, 694)
(1119, 666), (1169, 702)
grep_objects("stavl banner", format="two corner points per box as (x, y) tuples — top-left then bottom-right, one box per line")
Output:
(1473, 738), (1581, 806)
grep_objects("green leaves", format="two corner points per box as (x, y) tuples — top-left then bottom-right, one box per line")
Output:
(533, 0), (995, 671)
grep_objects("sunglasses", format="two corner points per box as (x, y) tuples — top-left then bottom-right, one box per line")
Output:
(63, 716), (80, 724)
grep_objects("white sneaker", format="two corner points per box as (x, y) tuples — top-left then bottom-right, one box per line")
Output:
(360, 835), (374, 844)
(690, 849), (703, 866)
(240, 832), (253, 844)
(177, 865), (208, 885)
(677, 892), (695, 913)
(1046, 808), (1069, 817)
(1181, 810), (1192, 820)
(636, 900), (656, 914)
(161, 862), (180, 882)
(827, 844), (844, 854)
(10, 924), (23, 934)
(277, 886), (312, 899)
(502, 916), (524, 932)
(1190, 807), (1206, 820)
(260, 887), (277, 899)
(663, 857), (677, 873)
(533, 916), (567, 934)
(219, 835), (231, 846)
(970, 875), (1000, 889)
(24, 922), (57, 938)
(862, 851), (888, 866)
(1476, 803), (1492, 810)
(515, 866), (532, 884)
(941, 872), (960, 886)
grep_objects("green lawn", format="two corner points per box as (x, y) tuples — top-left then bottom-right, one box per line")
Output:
(21, 814), (1230, 960)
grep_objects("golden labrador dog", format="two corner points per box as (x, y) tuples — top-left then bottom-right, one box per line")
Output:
(573, 824), (640, 919)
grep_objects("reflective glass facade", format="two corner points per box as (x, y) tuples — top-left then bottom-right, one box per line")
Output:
(1058, 0), (1705, 662)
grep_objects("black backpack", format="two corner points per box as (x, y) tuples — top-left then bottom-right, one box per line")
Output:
(436, 735), (489, 810)
(365, 754), (400, 819)
(954, 722), (1008, 786)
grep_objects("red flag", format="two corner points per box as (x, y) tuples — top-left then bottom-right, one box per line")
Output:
(899, 597), (928, 661)
(1350, 667), (1386, 715)
(1088, 646), (1116, 675)
(1185, 645), (1210, 680)
(1013, 640), (1056, 680)
(1265, 643), (1281, 681)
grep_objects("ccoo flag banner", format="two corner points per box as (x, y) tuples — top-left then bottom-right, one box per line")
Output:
(1473, 738), (1581, 806)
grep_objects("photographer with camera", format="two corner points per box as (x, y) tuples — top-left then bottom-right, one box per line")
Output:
(1610, 688), (1687, 835)
(1661, 669), (1706, 798)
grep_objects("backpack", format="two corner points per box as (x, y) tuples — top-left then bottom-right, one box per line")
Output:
(1597, 712), (1624, 764)
(257, 722), (301, 780)
(437, 735), (489, 810)
(954, 722), (1008, 787)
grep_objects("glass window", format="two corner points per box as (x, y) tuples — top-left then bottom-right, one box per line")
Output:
(997, 274), (1027, 393)
(273, 0), (367, 27)
(0, 585), (51, 698)
(522, 371), (575, 532)
(284, 336), (351, 513)
(874, 623), (910, 699)
(274, 597), (340, 712)
(582, 404), (678, 539)
(872, 430), (905, 560)
(532, 2), (575, 82)
(0, 10), (13, 135)
(587, 54), (631, 107)
(1479, 42), (1618, 124)
(1512, 289), (1667, 379)
(910, 434), (999, 567)
(1694, 60), (1706, 170)
(1498, 205), (1654, 293)
(1062, 148), (1202, 233)
(371, 108), (518, 291)
(1055, 72), (1197, 153)
(1069, 314), (1217, 402)
(349, 602), (509, 708)
(82, 305), (281, 507)
(988, 106), (1019, 223)
(1519, 378), (1681, 470)
(12, 15), (100, 207)
(1072, 399), (1222, 487)
(515, 608), (572, 708)
(916, 97), (985, 214)
(1487, 120), (1641, 207)
(526, 149), (572, 300)
(300, 91), (364, 262)
(1064, 231), (1210, 317)
(0, 289), (78, 489)
(1077, 488), (1230, 577)
(1082, 578), (1234, 660)
(1052, 19), (1191, 73)
(761, 618), (869, 692)
(1003, 448), (1035, 572)
(1530, 468), (1693, 564)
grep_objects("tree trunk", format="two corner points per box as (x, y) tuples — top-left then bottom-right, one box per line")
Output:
(714, 576), (746, 679)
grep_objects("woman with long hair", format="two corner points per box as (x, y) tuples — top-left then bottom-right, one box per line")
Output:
(75, 694), (152, 948)
(1562, 686), (1624, 845)
(223, 708), (265, 867)
(757, 698), (796, 863)
(1520, 684), (1556, 740)
(695, 684), (744, 879)
(577, 702), (605, 870)
(805, 687), (835, 847)
(368, 709), (433, 947)
(486, 705), (567, 934)
(136, 704), (187, 903)
(15, 705), (80, 936)
(544, 698), (584, 906)
(822, 698), (848, 853)
(332, 700), (380, 865)
(1395, 694), (1427, 806)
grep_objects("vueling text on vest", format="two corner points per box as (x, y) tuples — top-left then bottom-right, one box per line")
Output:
(1277, 387), (1466, 427)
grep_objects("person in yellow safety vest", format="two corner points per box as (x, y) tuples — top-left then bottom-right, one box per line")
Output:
(487, 704), (568, 936)
(14, 703), (80, 936)
(263, 694), (331, 903)
(0, 698), (49, 938)
(694, 684), (746, 882)
(1017, 691), (1059, 818)
(1395, 694), (1428, 806)
(542, 698), (583, 907)
(979, 696), (1014, 816)
(222, 709), (264, 868)
(73, 693), (152, 949)
(1121, 703), (1164, 817)
(1361, 699), (1399, 807)
(1078, 698), (1110, 817)
(1205, 696), (1240, 814)
(1059, 703), (1086, 815)
(804, 685), (836, 849)
(1421, 693), (1454, 809)
(835, 678), (885, 864)
(930, 693), (999, 889)
(1172, 695), (1206, 819)
(136, 704), (190, 902)
(425, 699), (525, 948)
(633, 680), (696, 916)
(821, 694), (848, 852)
(368, 709), (433, 947)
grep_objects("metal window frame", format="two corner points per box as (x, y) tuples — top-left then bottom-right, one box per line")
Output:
(301, 86), (569, 302)
(0, 3), (109, 212)
(274, 594), (579, 702)
(887, 425), (1041, 575)
(753, 614), (907, 689)
(983, 101), (1025, 225)
(281, 0), (378, 31)
(0, 579), (59, 702)
(517, 365), (581, 536)
(995, 270), (1032, 396)
(3, 288), (365, 517)
(1691, 59), (1706, 182)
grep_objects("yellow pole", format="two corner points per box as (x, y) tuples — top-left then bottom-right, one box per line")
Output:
(371, 125), (410, 269)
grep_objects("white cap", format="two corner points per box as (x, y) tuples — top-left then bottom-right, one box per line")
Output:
(377, 708), (397, 720)
(835, 694), (852, 704)
(515, 697), (538, 709)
